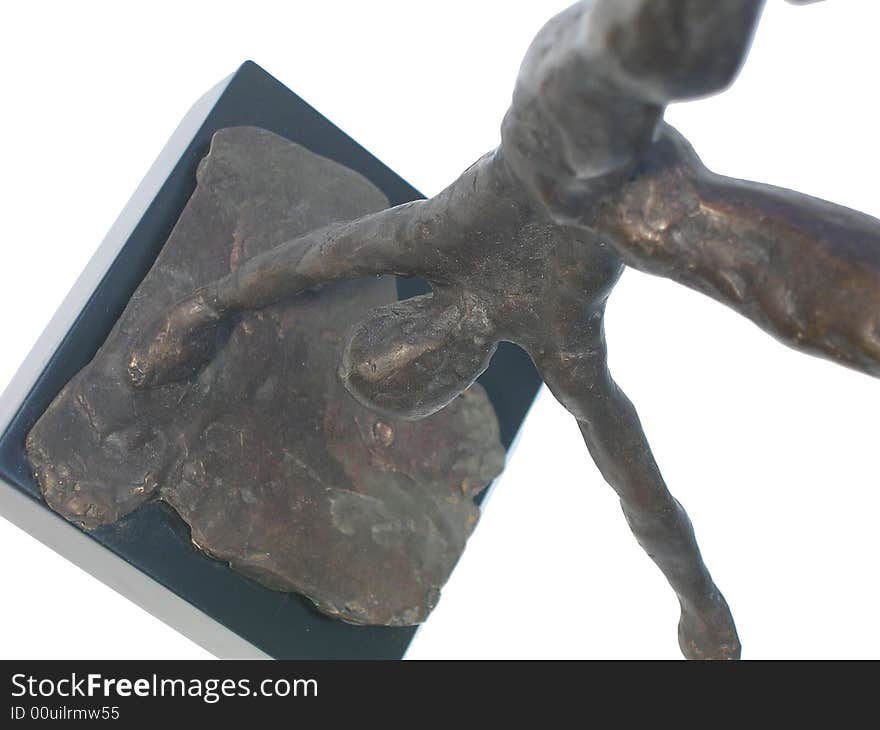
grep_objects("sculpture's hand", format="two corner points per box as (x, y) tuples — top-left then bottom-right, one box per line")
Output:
(126, 287), (228, 388)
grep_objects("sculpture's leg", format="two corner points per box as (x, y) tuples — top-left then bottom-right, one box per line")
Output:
(601, 124), (880, 380)
(535, 336), (739, 660)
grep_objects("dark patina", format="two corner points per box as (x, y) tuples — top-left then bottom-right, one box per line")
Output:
(32, 0), (878, 658)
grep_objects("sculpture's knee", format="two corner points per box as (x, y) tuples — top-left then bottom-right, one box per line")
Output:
(536, 349), (612, 424)
(339, 294), (497, 420)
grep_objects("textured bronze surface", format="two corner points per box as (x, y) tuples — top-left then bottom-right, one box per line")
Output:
(126, 1), (878, 659)
(26, 127), (504, 626)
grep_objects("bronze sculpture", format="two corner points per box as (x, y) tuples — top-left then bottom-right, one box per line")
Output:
(27, 0), (880, 658)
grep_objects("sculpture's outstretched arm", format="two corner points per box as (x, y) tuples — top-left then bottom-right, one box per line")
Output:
(599, 126), (880, 379)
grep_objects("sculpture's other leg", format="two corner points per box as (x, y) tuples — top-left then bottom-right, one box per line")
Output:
(600, 124), (880, 381)
(534, 328), (739, 660)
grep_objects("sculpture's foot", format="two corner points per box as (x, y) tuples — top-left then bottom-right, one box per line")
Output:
(678, 589), (741, 660)
(127, 289), (227, 388)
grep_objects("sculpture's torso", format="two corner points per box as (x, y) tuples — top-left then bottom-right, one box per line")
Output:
(413, 150), (624, 355)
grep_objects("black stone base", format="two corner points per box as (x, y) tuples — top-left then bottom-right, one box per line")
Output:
(0, 61), (540, 659)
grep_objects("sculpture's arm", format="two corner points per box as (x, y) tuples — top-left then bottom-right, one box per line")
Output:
(126, 151), (498, 389)
(599, 126), (880, 378)
(500, 0), (768, 223)
(212, 199), (434, 314)
(212, 148), (500, 313)
(127, 198), (443, 388)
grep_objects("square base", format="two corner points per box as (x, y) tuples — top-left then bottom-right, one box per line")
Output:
(0, 61), (540, 658)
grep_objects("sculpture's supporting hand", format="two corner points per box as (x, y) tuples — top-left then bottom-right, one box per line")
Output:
(127, 287), (228, 388)
(600, 125), (880, 379)
(127, 200), (437, 388)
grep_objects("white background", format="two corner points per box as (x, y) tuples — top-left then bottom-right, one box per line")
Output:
(1, 1), (879, 659)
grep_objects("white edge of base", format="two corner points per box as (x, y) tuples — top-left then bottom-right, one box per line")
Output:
(0, 68), (269, 660)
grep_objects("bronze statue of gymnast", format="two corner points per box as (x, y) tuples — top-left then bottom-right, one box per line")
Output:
(127, 1), (878, 659)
